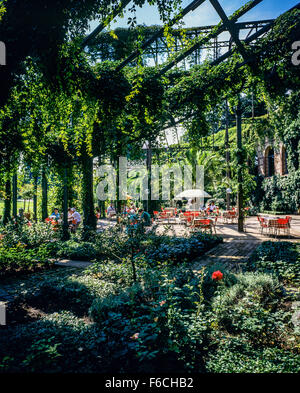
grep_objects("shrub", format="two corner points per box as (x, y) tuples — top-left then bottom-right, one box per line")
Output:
(84, 259), (133, 286)
(144, 233), (222, 265)
(55, 240), (97, 261)
(0, 221), (57, 249)
(23, 275), (119, 317)
(88, 264), (214, 372)
(0, 311), (107, 373)
(211, 273), (288, 345)
(247, 241), (300, 284)
(94, 227), (130, 260)
(93, 228), (222, 266)
(206, 338), (300, 373)
(0, 244), (53, 276)
(259, 171), (300, 213)
(200, 263), (237, 301)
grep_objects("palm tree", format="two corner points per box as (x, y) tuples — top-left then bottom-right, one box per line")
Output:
(181, 148), (228, 195)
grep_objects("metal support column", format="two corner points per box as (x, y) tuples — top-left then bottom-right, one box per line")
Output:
(236, 96), (244, 232)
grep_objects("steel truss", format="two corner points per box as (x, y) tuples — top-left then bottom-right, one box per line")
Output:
(132, 19), (274, 66)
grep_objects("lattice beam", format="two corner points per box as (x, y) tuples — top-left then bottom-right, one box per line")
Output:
(209, 0), (249, 61)
(81, 0), (131, 49)
(115, 0), (206, 71)
(158, 0), (262, 76)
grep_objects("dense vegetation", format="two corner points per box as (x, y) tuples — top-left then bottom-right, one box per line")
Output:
(0, 0), (299, 375)
(0, 238), (299, 373)
(0, 2), (299, 228)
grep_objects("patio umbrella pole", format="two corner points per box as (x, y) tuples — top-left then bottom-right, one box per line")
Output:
(236, 96), (244, 232)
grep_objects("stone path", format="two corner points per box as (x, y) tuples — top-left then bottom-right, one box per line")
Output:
(55, 259), (93, 268)
(0, 267), (83, 302)
(192, 239), (262, 272)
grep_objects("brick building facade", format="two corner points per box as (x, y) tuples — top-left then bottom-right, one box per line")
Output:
(257, 140), (288, 177)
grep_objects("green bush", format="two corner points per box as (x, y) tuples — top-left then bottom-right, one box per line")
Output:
(88, 265), (213, 372)
(211, 273), (288, 345)
(0, 311), (107, 373)
(23, 275), (119, 317)
(259, 171), (300, 213)
(85, 259), (133, 286)
(0, 221), (57, 249)
(55, 240), (98, 260)
(93, 227), (222, 265)
(206, 338), (300, 373)
(0, 244), (53, 276)
(247, 241), (300, 284)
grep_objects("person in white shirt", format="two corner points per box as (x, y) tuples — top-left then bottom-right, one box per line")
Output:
(129, 204), (136, 214)
(107, 204), (116, 220)
(210, 203), (217, 212)
(68, 208), (73, 225)
(70, 208), (81, 232)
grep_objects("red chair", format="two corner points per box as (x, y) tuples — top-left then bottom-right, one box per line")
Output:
(275, 218), (291, 237)
(258, 216), (268, 235)
(183, 212), (193, 225)
(192, 219), (212, 233)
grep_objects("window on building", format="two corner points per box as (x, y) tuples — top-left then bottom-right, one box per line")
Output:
(265, 147), (275, 177)
(281, 146), (288, 175)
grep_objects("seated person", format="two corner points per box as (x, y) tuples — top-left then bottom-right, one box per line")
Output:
(107, 204), (116, 219)
(67, 208), (73, 224)
(139, 209), (151, 226)
(210, 202), (217, 212)
(129, 204), (136, 214)
(70, 208), (81, 232)
(95, 207), (100, 219)
(50, 208), (60, 220)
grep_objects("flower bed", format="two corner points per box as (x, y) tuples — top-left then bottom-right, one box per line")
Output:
(143, 233), (222, 265)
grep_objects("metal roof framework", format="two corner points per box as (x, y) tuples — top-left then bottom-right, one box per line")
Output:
(81, 0), (299, 152)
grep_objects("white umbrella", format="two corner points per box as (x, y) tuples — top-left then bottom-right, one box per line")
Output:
(174, 189), (211, 200)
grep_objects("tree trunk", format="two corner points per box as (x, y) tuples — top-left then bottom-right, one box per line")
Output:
(12, 173), (17, 218)
(62, 166), (70, 241)
(81, 155), (96, 239)
(33, 176), (38, 222)
(2, 179), (11, 224)
(41, 168), (48, 221)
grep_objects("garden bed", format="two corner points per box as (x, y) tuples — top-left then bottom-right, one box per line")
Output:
(0, 240), (299, 373)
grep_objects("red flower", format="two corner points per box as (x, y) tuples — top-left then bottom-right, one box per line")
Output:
(212, 270), (223, 281)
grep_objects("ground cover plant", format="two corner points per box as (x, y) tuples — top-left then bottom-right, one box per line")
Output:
(0, 241), (299, 373)
(246, 241), (300, 284)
